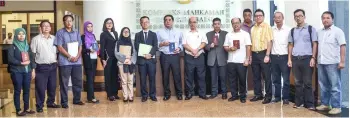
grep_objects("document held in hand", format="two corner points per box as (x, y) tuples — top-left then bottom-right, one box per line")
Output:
(21, 52), (29, 62)
(138, 44), (152, 56)
(119, 45), (132, 56)
(68, 42), (79, 57)
(169, 42), (175, 52)
(233, 40), (240, 49)
(213, 35), (218, 46)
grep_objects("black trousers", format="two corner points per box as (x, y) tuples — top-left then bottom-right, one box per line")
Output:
(138, 60), (157, 98)
(292, 56), (314, 107)
(160, 53), (182, 96)
(251, 50), (272, 98)
(35, 63), (57, 109)
(104, 58), (119, 97)
(184, 54), (206, 97)
(227, 63), (247, 99)
(209, 59), (227, 96)
(84, 59), (97, 101)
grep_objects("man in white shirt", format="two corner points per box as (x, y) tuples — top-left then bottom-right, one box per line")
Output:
(3, 32), (13, 44)
(30, 20), (60, 112)
(224, 17), (251, 103)
(183, 17), (208, 100)
(271, 12), (291, 105)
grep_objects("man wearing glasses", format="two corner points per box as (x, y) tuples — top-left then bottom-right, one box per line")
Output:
(250, 9), (273, 104)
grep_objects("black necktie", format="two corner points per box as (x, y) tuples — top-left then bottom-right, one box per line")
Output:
(144, 32), (148, 42)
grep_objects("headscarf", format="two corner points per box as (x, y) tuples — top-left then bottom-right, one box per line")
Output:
(13, 28), (29, 72)
(84, 21), (95, 48)
(13, 28), (29, 52)
(117, 27), (134, 74)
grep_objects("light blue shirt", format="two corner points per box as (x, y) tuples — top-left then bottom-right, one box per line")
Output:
(317, 25), (346, 64)
(54, 28), (82, 66)
(157, 28), (183, 54)
(288, 24), (318, 56)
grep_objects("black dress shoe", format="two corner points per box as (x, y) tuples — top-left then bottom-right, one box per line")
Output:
(163, 96), (171, 101)
(37, 108), (43, 113)
(150, 97), (158, 101)
(262, 98), (271, 104)
(185, 95), (192, 100)
(123, 99), (128, 102)
(141, 97), (148, 102)
(209, 95), (217, 99)
(73, 101), (85, 105)
(62, 104), (69, 109)
(108, 96), (116, 101)
(199, 96), (209, 100)
(16, 111), (26, 116)
(47, 103), (61, 108)
(283, 99), (289, 105)
(240, 99), (246, 103)
(177, 96), (183, 100)
(250, 96), (264, 102)
(228, 97), (239, 102)
(129, 99), (134, 102)
(25, 110), (35, 114)
(222, 94), (228, 99)
(114, 96), (120, 99)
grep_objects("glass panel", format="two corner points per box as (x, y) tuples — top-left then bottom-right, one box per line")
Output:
(1, 13), (27, 44)
(29, 13), (55, 39)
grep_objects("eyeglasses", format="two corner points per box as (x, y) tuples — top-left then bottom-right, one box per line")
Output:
(106, 22), (113, 24)
(64, 20), (73, 23)
(255, 15), (264, 18)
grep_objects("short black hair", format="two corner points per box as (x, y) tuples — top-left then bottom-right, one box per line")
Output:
(102, 18), (115, 32)
(231, 17), (242, 24)
(254, 9), (265, 16)
(63, 15), (74, 22)
(40, 20), (51, 27)
(212, 17), (221, 24)
(163, 15), (174, 22)
(243, 9), (252, 14)
(294, 9), (305, 16)
(140, 16), (150, 22)
(322, 11), (334, 19)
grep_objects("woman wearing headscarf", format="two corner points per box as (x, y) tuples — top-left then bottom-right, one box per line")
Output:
(100, 18), (120, 101)
(8, 28), (36, 116)
(114, 27), (136, 102)
(81, 21), (99, 103)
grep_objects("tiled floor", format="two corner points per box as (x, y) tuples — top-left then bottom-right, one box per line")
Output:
(0, 92), (327, 117)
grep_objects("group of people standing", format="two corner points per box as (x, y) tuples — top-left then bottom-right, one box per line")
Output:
(7, 8), (345, 116)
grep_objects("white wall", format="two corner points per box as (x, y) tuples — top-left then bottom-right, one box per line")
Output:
(283, 0), (327, 29)
(84, 0), (253, 41)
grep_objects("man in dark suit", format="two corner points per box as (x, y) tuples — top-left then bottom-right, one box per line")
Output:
(134, 16), (158, 102)
(205, 18), (228, 99)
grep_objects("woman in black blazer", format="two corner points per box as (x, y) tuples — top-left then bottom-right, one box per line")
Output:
(8, 28), (36, 116)
(99, 18), (120, 101)
(81, 21), (99, 103)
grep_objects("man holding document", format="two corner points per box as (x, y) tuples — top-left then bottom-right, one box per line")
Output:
(134, 16), (158, 102)
(157, 15), (183, 101)
(183, 17), (208, 100)
(54, 15), (84, 108)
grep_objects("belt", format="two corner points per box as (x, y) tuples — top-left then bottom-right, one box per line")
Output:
(252, 50), (267, 54)
(37, 62), (57, 66)
(292, 55), (312, 60)
(271, 54), (288, 57)
(161, 52), (179, 56)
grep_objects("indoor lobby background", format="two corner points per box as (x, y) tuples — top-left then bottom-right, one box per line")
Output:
(0, 0), (348, 117)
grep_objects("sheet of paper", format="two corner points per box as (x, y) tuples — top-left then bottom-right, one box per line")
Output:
(67, 42), (78, 57)
(119, 45), (132, 56)
(90, 51), (97, 59)
(138, 44), (152, 56)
